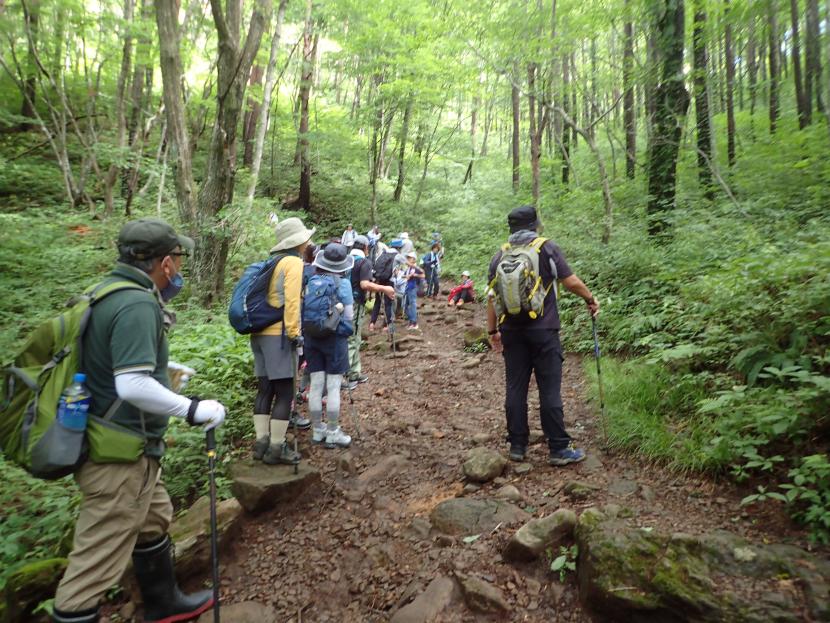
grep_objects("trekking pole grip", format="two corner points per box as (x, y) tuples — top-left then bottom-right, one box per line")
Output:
(206, 429), (216, 453)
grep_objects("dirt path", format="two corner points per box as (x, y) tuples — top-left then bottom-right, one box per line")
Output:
(217, 297), (812, 622)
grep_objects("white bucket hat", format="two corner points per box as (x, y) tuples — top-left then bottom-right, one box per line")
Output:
(461, 270), (470, 277)
(406, 251), (417, 259)
(270, 217), (315, 253)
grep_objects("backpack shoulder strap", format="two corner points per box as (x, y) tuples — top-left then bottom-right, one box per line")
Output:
(530, 237), (548, 253)
(87, 280), (151, 304)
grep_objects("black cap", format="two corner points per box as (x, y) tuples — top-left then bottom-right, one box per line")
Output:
(117, 218), (195, 260)
(507, 205), (539, 233)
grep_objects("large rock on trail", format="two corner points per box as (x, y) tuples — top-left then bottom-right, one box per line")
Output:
(390, 576), (461, 623)
(198, 601), (277, 622)
(430, 498), (529, 535)
(462, 447), (507, 482)
(2, 558), (67, 623)
(455, 573), (510, 614)
(230, 460), (320, 513)
(576, 509), (830, 622)
(503, 508), (577, 562)
(169, 495), (243, 580)
(462, 328), (490, 349)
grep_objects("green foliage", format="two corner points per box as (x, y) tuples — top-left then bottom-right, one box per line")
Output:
(547, 544), (579, 583)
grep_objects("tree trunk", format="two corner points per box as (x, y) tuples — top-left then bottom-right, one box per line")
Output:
(19, 0), (39, 129)
(511, 61), (520, 192)
(393, 94), (413, 201)
(805, 0), (824, 113)
(528, 62), (540, 203)
(623, 0), (636, 179)
(154, 0), (198, 225)
(246, 0), (287, 208)
(242, 64), (264, 167)
(789, 0), (810, 127)
(646, 0), (690, 237)
(768, 0), (780, 134)
(103, 0), (135, 216)
(296, 0), (314, 213)
(561, 53), (571, 184)
(693, 0), (714, 198)
(725, 0), (736, 166)
(747, 16), (759, 115)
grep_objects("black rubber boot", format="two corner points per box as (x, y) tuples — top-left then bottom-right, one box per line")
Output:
(132, 535), (214, 623)
(52, 605), (99, 622)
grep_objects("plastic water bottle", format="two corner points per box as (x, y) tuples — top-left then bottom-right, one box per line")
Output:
(57, 373), (91, 431)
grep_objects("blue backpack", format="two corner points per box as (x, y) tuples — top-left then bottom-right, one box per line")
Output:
(302, 274), (343, 338)
(228, 254), (286, 334)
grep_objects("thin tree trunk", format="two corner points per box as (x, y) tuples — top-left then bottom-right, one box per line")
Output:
(646, 0), (690, 236)
(725, 0), (736, 167)
(19, 0), (39, 128)
(768, 0), (780, 134)
(246, 0), (288, 208)
(511, 60), (520, 192)
(693, 0), (714, 198)
(528, 62), (540, 203)
(747, 16), (759, 115)
(805, 0), (824, 112)
(393, 94), (413, 201)
(296, 0), (313, 213)
(561, 53), (571, 184)
(242, 64), (264, 167)
(623, 0), (636, 179)
(789, 0), (810, 127)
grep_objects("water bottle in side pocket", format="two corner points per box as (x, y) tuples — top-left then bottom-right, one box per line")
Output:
(57, 372), (91, 431)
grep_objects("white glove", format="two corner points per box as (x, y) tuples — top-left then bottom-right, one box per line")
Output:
(192, 400), (226, 430)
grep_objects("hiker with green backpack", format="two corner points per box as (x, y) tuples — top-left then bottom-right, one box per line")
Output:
(487, 205), (599, 467)
(0, 218), (226, 623)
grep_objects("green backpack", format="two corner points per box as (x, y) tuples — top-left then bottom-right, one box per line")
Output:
(489, 236), (555, 323)
(0, 280), (147, 478)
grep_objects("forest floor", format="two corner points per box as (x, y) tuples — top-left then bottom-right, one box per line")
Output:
(153, 297), (814, 622)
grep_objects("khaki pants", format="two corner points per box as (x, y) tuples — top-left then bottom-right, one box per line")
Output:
(54, 457), (173, 611)
(347, 301), (366, 379)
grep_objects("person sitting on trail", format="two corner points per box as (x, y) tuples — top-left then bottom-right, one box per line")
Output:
(369, 238), (404, 331)
(304, 243), (355, 448)
(487, 205), (599, 467)
(250, 217), (314, 466)
(341, 224), (356, 249)
(447, 271), (475, 306)
(346, 235), (395, 389)
(402, 251), (425, 330)
(399, 232), (415, 256)
(422, 242), (442, 299)
(51, 218), (226, 623)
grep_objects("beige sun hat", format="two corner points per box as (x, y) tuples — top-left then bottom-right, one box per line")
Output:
(270, 217), (316, 253)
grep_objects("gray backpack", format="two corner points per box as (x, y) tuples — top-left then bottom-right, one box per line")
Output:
(490, 237), (554, 322)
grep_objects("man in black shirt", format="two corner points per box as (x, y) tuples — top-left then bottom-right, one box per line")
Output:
(487, 205), (599, 465)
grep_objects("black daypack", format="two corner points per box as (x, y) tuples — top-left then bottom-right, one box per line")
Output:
(373, 251), (397, 283)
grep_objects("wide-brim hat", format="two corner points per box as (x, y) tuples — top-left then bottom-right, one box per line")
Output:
(406, 251), (418, 259)
(313, 242), (354, 274)
(270, 217), (316, 253)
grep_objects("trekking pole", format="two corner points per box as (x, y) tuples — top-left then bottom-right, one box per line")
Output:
(291, 399), (299, 475)
(591, 316), (609, 447)
(346, 384), (361, 441)
(205, 429), (221, 623)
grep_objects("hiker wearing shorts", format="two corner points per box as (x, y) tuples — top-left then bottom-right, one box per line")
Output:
(250, 217), (315, 466)
(52, 219), (226, 623)
(487, 205), (599, 467)
(304, 244), (355, 448)
(448, 271), (475, 306)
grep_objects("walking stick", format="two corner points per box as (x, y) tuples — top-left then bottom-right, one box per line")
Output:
(206, 429), (221, 623)
(591, 316), (608, 447)
(346, 383), (361, 441)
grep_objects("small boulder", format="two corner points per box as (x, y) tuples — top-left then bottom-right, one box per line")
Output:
(230, 460), (320, 513)
(390, 576), (461, 623)
(3, 558), (67, 623)
(169, 496), (243, 581)
(198, 602), (276, 622)
(495, 485), (522, 502)
(455, 573), (509, 613)
(503, 509), (577, 562)
(563, 480), (601, 500)
(463, 328), (490, 350)
(430, 498), (529, 535)
(463, 447), (507, 483)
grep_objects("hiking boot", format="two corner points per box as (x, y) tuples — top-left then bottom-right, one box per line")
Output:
(252, 435), (270, 460)
(345, 379), (359, 391)
(289, 411), (311, 430)
(508, 444), (527, 462)
(311, 425), (327, 444)
(349, 373), (369, 384)
(548, 447), (586, 466)
(262, 441), (301, 465)
(324, 427), (352, 449)
(52, 606), (99, 623)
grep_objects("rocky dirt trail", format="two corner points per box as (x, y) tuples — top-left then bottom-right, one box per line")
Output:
(204, 297), (828, 623)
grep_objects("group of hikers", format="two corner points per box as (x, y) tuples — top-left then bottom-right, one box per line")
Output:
(41, 204), (597, 622)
